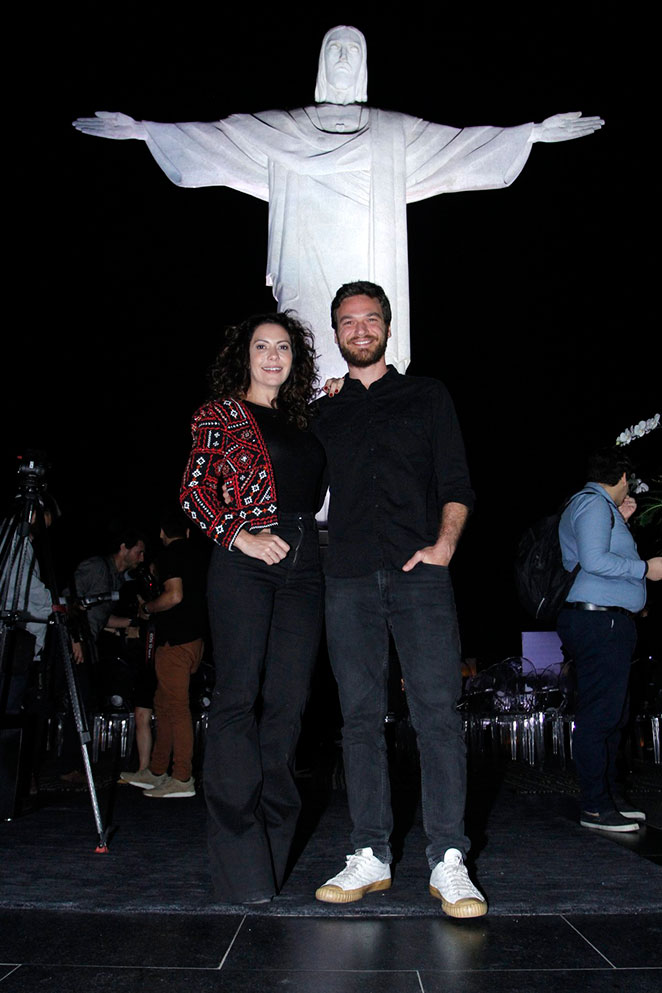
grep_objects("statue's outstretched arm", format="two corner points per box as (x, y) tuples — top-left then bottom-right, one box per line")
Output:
(530, 111), (604, 143)
(72, 111), (147, 140)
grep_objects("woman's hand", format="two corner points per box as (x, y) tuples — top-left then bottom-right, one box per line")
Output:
(233, 529), (290, 564)
(221, 482), (232, 505)
(322, 377), (345, 396)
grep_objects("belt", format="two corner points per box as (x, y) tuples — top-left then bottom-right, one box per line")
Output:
(562, 602), (636, 620)
(274, 512), (317, 529)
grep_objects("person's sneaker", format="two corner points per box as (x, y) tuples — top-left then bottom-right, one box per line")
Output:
(315, 848), (391, 903)
(429, 849), (487, 918)
(580, 809), (640, 832)
(145, 776), (196, 798)
(120, 768), (168, 791)
(612, 798), (646, 821)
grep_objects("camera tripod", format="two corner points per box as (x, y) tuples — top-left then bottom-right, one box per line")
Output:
(0, 452), (109, 852)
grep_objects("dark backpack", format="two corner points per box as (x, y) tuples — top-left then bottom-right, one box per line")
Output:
(514, 490), (613, 623)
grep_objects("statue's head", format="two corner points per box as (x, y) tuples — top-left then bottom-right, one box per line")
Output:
(315, 25), (367, 105)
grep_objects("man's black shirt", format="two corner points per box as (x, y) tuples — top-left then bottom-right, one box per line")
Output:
(312, 366), (474, 578)
(154, 539), (206, 646)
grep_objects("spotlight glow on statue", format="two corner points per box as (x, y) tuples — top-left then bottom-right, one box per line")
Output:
(74, 25), (603, 382)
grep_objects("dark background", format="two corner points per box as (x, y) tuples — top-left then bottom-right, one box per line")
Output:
(4, 2), (657, 660)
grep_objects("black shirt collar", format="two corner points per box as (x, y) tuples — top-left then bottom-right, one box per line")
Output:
(341, 365), (400, 393)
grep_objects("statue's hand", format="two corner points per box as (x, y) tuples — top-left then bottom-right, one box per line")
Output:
(72, 111), (147, 140)
(531, 111), (604, 143)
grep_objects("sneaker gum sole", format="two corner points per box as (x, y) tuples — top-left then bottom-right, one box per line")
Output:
(315, 877), (391, 903)
(429, 885), (488, 918)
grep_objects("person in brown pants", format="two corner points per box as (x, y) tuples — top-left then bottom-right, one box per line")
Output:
(121, 511), (206, 797)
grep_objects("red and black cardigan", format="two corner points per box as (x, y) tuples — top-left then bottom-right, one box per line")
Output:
(180, 398), (278, 549)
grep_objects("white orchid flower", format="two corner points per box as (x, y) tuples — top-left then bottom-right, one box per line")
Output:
(615, 413), (660, 446)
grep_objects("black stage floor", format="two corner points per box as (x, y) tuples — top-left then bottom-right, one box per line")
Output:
(1, 757), (661, 991)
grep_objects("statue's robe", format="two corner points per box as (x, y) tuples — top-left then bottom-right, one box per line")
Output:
(144, 108), (533, 381)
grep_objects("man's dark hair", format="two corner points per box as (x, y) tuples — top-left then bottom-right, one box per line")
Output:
(330, 281), (392, 331)
(160, 510), (189, 540)
(208, 311), (318, 429)
(586, 447), (635, 486)
(110, 526), (145, 552)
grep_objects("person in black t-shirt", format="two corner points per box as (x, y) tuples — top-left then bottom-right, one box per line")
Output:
(122, 511), (206, 797)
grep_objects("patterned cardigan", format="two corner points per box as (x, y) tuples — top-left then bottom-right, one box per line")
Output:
(180, 398), (278, 549)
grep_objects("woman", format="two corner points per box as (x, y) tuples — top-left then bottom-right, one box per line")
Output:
(180, 312), (325, 904)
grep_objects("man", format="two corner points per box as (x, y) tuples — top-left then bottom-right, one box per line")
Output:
(73, 25), (602, 382)
(557, 449), (662, 832)
(0, 501), (54, 712)
(312, 280), (486, 918)
(70, 528), (147, 661)
(122, 511), (206, 798)
(60, 527), (146, 782)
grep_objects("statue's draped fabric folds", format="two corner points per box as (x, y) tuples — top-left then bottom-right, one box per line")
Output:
(143, 110), (533, 380)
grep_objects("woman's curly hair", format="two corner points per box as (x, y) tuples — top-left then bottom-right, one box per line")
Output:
(208, 312), (319, 429)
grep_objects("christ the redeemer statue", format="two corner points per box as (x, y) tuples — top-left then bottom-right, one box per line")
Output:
(74, 25), (602, 382)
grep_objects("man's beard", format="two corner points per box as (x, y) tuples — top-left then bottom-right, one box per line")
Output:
(338, 333), (388, 368)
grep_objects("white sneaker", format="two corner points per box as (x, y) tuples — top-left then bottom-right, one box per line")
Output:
(429, 848), (487, 918)
(315, 848), (391, 903)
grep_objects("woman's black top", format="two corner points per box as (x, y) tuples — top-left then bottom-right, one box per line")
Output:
(245, 401), (326, 514)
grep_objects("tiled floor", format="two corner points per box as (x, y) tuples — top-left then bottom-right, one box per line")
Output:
(2, 751), (659, 990)
(1, 908), (660, 991)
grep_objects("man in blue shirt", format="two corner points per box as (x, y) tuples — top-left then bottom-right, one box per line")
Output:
(558, 448), (662, 832)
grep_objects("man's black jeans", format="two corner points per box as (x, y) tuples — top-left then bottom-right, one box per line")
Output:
(557, 608), (636, 814)
(325, 563), (470, 869)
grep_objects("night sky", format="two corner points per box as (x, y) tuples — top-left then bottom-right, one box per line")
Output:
(5, 3), (657, 659)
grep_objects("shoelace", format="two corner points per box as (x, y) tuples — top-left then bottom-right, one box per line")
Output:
(338, 852), (376, 883)
(436, 859), (476, 900)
